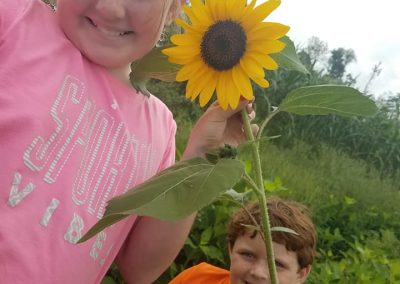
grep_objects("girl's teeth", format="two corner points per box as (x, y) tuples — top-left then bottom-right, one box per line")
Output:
(89, 18), (128, 36)
(97, 26), (126, 36)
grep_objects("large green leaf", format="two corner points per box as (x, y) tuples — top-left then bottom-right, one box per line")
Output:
(79, 157), (244, 242)
(270, 36), (309, 74)
(278, 85), (378, 117)
(130, 46), (180, 96)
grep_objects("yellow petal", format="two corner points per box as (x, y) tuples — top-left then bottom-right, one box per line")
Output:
(240, 56), (265, 79)
(228, 0), (247, 20)
(186, 78), (198, 99)
(247, 22), (290, 41)
(171, 34), (201, 46)
(214, 0), (228, 20)
(183, 6), (210, 30)
(190, 66), (216, 101)
(162, 45), (200, 58)
(225, 71), (241, 110)
(199, 74), (218, 106)
(216, 71), (230, 110)
(247, 52), (278, 70)
(176, 59), (206, 81)
(241, 0), (281, 31)
(247, 39), (286, 54)
(241, 0), (257, 21)
(232, 65), (253, 100)
(225, 0), (236, 15)
(191, 0), (213, 26)
(175, 18), (205, 34)
(205, 0), (218, 21)
(251, 76), (270, 88)
(186, 67), (209, 99)
(240, 57), (269, 90)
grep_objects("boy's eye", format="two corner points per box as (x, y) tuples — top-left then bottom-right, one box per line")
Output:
(239, 251), (255, 259)
(275, 260), (286, 269)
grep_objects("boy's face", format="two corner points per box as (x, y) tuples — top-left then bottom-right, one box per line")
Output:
(229, 232), (310, 284)
(57, 0), (178, 70)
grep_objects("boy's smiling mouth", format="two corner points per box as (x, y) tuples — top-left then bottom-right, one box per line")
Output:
(86, 17), (132, 37)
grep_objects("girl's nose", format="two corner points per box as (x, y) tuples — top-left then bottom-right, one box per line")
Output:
(95, 0), (126, 20)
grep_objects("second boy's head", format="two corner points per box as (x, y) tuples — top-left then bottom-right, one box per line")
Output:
(56, 0), (184, 71)
(227, 197), (317, 284)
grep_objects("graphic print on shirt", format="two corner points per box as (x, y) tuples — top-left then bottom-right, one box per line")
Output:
(7, 74), (158, 265)
(21, 74), (155, 218)
(40, 198), (60, 227)
(8, 172), (35, 207)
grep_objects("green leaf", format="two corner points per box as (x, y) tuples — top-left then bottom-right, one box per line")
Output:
(264, 176), (288, 193)
(244, 160), (252, 174)
(200, 227), (213, 244)
(129, 46), (180, 95)
(129, 77), (151, 97)
(238, 225), (298, 236)
(79, 157), (244, 242)
(271, 226), (299, 235)
(200, 245), (225, 263)
(344, 196), (357, 205)
(278, 85), (378, 117)
(100, 276), (118, 284)
(106, 157), (244, 218)
(240, 223), (261, 232)
(130, 46), (180, 82)
(78, 214), (128, 243)
(217, 189), (250, 204)
(270, 36), (309, 74)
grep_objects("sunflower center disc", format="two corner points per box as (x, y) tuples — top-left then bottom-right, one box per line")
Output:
(200, 20), (247, 71)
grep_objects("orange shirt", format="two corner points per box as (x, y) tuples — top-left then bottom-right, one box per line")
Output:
(169, 262), (230, 284)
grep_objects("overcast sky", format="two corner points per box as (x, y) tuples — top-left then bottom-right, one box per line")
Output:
(264, 0), (399, 97)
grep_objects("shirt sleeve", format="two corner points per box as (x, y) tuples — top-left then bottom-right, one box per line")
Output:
(169, 262), (230, 284)
(169, 264), (200, 283)
(0, 0), (31, 42)
(157, 118), (177, 172)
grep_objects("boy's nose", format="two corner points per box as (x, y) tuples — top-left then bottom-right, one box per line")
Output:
(250, 263), (269, 282)
(95, 0), (126, 20)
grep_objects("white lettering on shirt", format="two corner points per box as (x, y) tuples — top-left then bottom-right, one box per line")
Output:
(24, 75), (87, 174)
(40, 198), (60, 227)
(89, 231), (107, 260)
(8, 172), (35, 207)
(64, 213), (85, 244)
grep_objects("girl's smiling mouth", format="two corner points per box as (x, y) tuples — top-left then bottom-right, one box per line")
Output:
(86, 17), (132, 37)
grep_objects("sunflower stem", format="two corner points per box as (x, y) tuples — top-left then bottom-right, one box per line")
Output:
(241, 108), (278, 284)
(242, 173), (263, 198)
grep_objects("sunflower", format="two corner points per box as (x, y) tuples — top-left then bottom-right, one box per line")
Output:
(162, 0), (289, 110)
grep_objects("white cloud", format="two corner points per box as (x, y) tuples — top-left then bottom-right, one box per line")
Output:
(261, 0), (400, 96)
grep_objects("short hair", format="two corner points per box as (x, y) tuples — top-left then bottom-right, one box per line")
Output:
(227, 197), (317, 268)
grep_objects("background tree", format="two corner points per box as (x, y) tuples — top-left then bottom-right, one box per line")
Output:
(327, 47), (356, 80)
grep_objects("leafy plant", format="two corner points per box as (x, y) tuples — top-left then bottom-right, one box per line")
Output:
(80, 24), (378, 284)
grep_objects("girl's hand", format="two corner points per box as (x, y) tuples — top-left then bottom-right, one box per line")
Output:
(182, 100), (257, 160)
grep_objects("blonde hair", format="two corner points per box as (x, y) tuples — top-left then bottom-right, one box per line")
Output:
(165, 0), (184, 25)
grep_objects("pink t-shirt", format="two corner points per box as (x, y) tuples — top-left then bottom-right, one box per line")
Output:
(0, 0), (176, 283)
